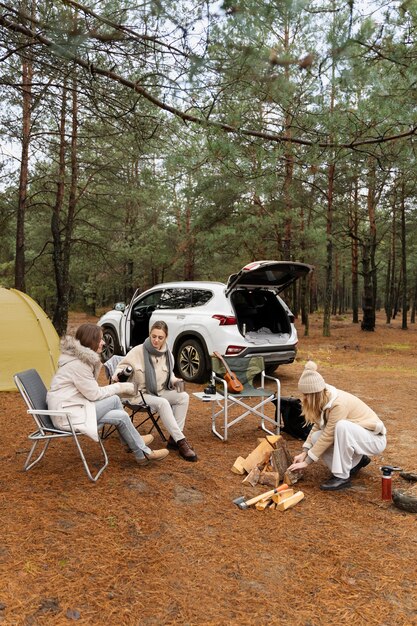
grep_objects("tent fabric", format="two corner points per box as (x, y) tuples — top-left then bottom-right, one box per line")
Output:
(0, 287), (60, 391)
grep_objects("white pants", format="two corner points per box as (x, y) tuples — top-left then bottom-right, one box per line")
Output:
(142, 390), (189, 442)
(312, 420), (386, 479)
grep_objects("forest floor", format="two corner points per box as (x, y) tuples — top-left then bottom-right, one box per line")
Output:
(1, 311), (416, 626)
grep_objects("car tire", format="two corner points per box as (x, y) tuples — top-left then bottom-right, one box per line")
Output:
(176, 338), (208, 383)
(102, 327), (121, 361)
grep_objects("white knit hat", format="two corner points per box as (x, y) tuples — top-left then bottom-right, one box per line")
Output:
(298, 361), (326, 394)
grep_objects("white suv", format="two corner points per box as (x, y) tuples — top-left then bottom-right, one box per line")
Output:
(98, 260), (313, 383)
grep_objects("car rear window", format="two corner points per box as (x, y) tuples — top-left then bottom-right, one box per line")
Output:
(159, 288), (192, 309)
(191, 289), (213, 307)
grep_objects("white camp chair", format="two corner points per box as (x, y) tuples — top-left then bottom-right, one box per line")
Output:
(210, 355), (281, 441)
(14, 369), (108, 482)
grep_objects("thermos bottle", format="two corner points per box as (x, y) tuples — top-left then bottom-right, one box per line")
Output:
(117, 365), (133, 382)
(381, 466), (393, 501)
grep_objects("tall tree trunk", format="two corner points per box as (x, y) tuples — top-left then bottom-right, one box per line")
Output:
(361, 159), (377, 331)
(400, 178), (407, 330)
(51, 82), (67, 334)
(350, 177), (359, 323)
(52, 74), (79, 335)
(323, 162), (335, 337)
(15, 1), (34, 291)
(386, 192), (397, 323)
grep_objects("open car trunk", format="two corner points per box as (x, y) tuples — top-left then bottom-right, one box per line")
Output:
(230, 288), (291, 343)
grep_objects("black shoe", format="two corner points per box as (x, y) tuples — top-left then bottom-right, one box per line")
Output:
(350, 455), (371, 477)
(320, 475), (352, 491)
(166, 436), (178, 450)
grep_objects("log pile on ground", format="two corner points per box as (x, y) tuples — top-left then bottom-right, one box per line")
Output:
(231, 435), (304, 511)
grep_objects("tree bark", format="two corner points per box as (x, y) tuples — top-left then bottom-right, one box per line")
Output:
(15, 1), (34, 291)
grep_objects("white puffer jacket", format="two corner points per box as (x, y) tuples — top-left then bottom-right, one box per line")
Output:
(47, 336), (134, 441)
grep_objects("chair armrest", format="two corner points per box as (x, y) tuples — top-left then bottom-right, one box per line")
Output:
(27, 408), (71, 417)
(212, 373), (228, 397)
(261, 373), (281, 398)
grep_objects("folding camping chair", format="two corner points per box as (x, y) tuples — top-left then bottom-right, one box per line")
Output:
(103, 355), (166, 442)
(14, 369), (108, 482)
(210, 355), (281, 441)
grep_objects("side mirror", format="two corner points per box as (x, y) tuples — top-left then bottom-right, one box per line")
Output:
(114, 302), (126, 312)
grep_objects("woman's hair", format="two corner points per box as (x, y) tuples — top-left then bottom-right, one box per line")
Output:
(301, 388), (330, 425)
(75, 323), (103, 352)
(150, 320), (168, 337)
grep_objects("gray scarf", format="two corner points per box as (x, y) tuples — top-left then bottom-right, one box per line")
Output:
(143, 337), (174, 396)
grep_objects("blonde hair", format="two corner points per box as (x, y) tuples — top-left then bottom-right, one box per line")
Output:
(301, 388), (330, 425)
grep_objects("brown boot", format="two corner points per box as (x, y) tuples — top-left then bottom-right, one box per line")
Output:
(176, 438), (198, 462)
(166, 436), (178, 450)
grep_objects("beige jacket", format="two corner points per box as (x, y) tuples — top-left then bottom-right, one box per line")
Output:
(115, 344), (176, 402)
(303, 385), (386, 462)
(47, 336), (134, 441)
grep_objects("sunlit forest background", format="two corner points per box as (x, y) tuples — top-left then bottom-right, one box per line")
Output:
(1, 0), (417, 335)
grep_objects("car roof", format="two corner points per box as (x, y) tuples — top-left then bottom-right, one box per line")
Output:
(144, 281), (226, 290)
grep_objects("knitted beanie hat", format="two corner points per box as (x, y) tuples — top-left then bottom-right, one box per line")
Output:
(298, 361), (326, 394)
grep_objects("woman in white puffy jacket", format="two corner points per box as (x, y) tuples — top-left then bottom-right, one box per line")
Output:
(288, 361), (387, 491)
(47, 323), (168, 465)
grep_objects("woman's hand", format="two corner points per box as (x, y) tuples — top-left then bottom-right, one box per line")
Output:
(293, 451), (307, 464)
(288, 460), (308, 472)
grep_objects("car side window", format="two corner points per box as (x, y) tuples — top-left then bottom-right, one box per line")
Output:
(158, 288), (192, 309)
(191, 289), (213, 307)
(132, 291), (163, 316)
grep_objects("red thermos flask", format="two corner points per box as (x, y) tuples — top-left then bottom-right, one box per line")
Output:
(381, 466), (393, 500)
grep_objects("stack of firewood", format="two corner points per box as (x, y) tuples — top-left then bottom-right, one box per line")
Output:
(231, 435), (304, 511)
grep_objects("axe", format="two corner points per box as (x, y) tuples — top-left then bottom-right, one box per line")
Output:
(233, 484), (288, 510)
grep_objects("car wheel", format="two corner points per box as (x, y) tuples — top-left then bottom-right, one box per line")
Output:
(265, 363), (279, 375)
(102, 327), (121, 361)
(176, 339), (208, 383)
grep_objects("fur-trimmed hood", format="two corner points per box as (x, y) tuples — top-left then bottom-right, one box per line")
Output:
(59, 335), (101, 370)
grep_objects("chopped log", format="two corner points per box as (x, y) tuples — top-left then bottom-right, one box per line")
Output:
(242, 466), (261, 487)
(284, 469), (300, 485)
(258, 471), (279, 488)
(242, 439), (274, 473)
(272, 488), (294, 504)
(266, 435), (282, 448)
(255, 498), (273, 510)
(276, 491), (304, 511)
(231, 456), (247, 475)
(270, 439), (292, 478)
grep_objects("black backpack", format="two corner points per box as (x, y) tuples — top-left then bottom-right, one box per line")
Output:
(274, 396), (312, 440)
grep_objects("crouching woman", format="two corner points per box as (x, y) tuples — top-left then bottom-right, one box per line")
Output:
(114, 320), (197, 462)
(288, 361), (386, 491)
(47, 323), (169, 465)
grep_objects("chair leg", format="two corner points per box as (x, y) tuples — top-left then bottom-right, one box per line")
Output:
(71, 433), (109, 482)
(24, 439), (51, 471)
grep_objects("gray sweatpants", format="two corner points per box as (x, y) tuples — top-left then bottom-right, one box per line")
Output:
(312, 420), (386, 479)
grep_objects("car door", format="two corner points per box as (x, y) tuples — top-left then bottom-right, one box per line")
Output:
(126, 290), (163, 349)
(225, 260), (313, 295)
(148, 288), (192, 350)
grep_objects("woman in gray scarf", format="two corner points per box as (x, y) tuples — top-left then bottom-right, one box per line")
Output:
(113, 321), (197, 462)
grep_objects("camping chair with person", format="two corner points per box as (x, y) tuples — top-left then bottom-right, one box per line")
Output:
(14, 368), (108, 482)
(102, 355), (166, 442)
(209, 354), (281, 441)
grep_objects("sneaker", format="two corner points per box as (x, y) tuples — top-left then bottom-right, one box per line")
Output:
(136, 448), (169, 465)
(176, 438), (198, 462)
(142, 434), (154, 446)
(350, 455), (371, 477)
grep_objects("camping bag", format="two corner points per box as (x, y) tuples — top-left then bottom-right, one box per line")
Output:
(274, 396), (312, 440)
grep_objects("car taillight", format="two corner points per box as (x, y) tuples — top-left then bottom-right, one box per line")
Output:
(225, 345), (245, 355)
(212, 315), (237, 326)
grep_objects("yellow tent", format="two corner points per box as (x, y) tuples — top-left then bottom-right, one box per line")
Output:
(0, 287), (60, 391)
